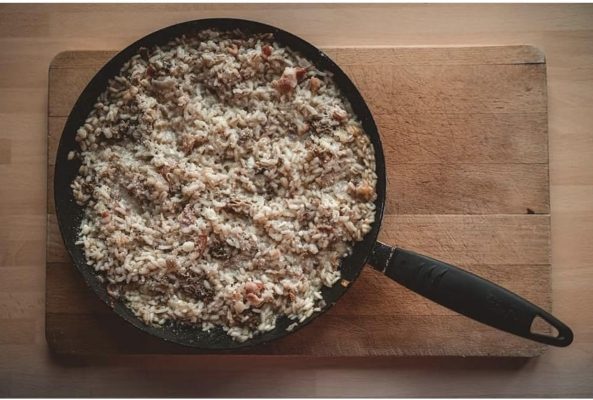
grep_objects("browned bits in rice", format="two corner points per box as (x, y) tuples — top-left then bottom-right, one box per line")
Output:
(332, 108), (348, 122)
(354, 181), (376, 202)
(261, 45), (272, 58)
(245, 292), (264, 307)
(273, 67), (298, 95)
(309, 76), (322, 94)
(71, 29), (377, 342)
(295, 67), (308, 81)
(227, 44), (239, 56)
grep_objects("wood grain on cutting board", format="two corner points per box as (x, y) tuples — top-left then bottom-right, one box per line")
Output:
(46, 46), (550, 356)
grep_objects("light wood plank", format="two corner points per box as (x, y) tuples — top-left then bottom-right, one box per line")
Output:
(344, 63), (547, 115)
(47, 116), (65, 169)
(47, 214), (68, 264)
(380, 112), (548, 164)
(47, 134), (550, 216)
(47, 213), (551, 265)
(0, 319), (37, 345)
(48, 67), (98, 117)
(328, 45), (545, 65)
(46, 213), (552, 356)
(48, 49), (549, 116)
(47, 45), (545, 70)
(388, 164), (549, 214)
(379, 214), (550, 265)
(45, 312), (546, 357)
(47, 261), (550, 317)
(47, 49), (549, 215)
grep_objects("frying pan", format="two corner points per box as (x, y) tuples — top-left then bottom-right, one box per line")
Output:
(54, 18), (573, 349)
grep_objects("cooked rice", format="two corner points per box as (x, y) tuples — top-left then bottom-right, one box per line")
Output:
(71, 29), (377, 342)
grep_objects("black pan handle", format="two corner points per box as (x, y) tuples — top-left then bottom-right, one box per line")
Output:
(368, 242), (573, 347)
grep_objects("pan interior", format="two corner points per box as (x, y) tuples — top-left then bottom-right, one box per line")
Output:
(54, 18), (386, 350)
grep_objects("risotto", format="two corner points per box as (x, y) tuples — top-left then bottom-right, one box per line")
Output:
(71, 29), (377, 342)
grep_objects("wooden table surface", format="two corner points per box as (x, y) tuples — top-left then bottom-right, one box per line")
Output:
(1, 3), (592, 397)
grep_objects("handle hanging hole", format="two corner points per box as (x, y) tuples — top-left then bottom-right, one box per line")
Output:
(530, 315), (560, 338)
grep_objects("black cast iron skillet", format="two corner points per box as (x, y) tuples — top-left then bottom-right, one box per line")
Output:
(54, 18), (573, 349)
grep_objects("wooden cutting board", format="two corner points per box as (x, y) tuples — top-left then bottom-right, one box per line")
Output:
(46, 46), (551, 357)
